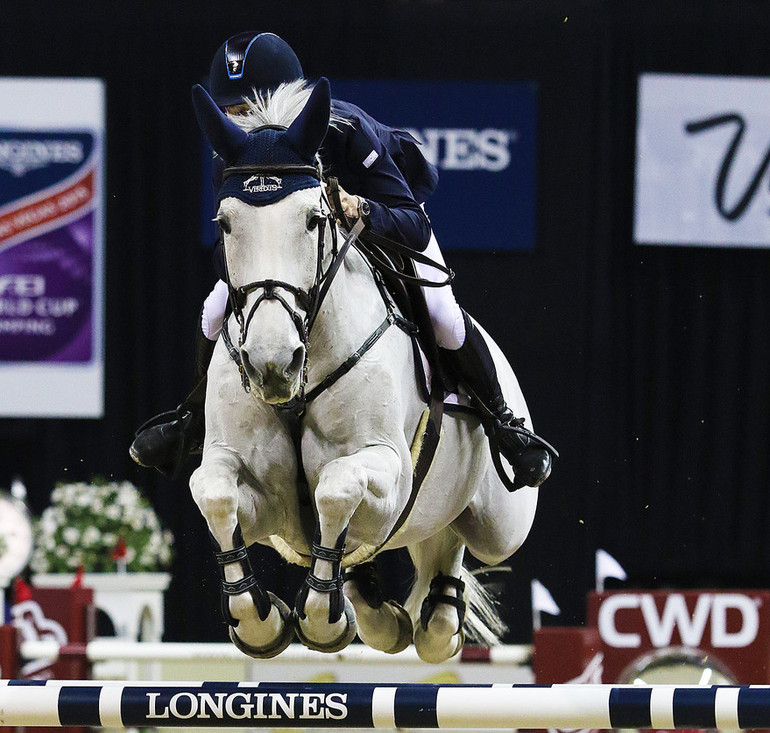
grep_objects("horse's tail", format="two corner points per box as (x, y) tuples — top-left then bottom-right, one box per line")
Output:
(461, 566), (508, 646)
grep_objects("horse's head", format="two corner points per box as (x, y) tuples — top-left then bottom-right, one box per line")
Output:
(193, 79), (331, 404)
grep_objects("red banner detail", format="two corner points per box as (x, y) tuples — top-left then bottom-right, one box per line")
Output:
(0, 169), (94, 244)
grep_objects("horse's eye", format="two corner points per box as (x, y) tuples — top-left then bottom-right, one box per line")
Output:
(306, 209), (322, 231)
(218, 215), (231, 235)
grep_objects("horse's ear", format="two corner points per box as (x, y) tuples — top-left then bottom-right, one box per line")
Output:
(285, 77), (330, 161)
(192, 84), (249, 160)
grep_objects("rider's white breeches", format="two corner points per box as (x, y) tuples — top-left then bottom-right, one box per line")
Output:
(199, 230), (466, 349)
(415, 230), (466, 350)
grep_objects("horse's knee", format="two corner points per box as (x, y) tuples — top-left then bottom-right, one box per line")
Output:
(195, 484), (238, 522)
(190, 464), (240, 533)
(315, 461), (367, 519)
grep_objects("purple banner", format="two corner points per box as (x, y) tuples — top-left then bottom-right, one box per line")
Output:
(0, 132), (97, 363)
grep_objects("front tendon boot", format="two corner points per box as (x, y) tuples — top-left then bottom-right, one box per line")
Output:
(444, 311), (557, 490)
(130, 326), (216, 477)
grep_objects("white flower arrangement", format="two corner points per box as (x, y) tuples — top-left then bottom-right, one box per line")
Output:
(31, 480), (174, 574)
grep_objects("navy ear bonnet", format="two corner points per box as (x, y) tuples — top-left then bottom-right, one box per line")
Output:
(192, 78), (330, 207)
(217, 128), (320, 207)
(209, 32), (303, 108)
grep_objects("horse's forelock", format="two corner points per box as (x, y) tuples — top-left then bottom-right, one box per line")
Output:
(228, 80), (312, 131)
(227, 79), (350, 136)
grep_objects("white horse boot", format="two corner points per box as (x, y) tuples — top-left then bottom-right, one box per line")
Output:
(130, 325), (215, 477)
(443, 310), (557, 490)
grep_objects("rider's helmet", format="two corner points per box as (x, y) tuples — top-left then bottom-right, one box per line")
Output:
(208, 32), (304, 109)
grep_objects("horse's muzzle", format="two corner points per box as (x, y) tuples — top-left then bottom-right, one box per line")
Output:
(241, 345), (305, 404)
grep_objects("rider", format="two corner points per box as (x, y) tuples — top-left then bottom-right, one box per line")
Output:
(130, 31), (555, 489)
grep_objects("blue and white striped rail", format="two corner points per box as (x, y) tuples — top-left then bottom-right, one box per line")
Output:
(2, 680), (770, 728)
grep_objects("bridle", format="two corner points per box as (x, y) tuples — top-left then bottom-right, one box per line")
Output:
(219, 161), (369, 409)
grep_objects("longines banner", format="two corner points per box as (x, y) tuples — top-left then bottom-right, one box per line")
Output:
(635, 73), (770, 248)
(331, 80), (538, 251)
(201, 80), (538, 252)
(0, 78), (105, 417)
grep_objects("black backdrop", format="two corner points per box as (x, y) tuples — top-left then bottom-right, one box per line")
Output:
(2, 0), (769, 642)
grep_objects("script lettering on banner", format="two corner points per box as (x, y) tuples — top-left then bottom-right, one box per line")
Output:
(635, 72), (770, 248)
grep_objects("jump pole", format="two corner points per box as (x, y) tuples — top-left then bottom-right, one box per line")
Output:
(1, 681), (770, 729)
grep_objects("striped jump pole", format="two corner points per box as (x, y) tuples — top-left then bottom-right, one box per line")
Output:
(2, 681), (770, 729)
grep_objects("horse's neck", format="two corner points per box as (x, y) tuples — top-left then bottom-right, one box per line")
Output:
(306, 249), (384, 381)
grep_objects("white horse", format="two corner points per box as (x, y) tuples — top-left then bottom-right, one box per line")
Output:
(189, 78), (540, 663)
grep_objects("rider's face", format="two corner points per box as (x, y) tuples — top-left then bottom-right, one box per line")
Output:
(224, 103), (250, 116)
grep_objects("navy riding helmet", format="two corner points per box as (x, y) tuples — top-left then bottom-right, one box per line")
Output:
(208, 32), (304, 108)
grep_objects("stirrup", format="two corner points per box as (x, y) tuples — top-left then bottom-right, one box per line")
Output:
(476, 411), (558, 492)
(486, 426), (555, 493)
(495, 415), (560, 458)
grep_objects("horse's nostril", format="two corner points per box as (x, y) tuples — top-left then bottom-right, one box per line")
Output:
(240, 351), (263, 386)
(286, 345), (305, 378)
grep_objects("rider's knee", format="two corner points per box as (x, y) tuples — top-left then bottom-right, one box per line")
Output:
(201, 279), (229, 339)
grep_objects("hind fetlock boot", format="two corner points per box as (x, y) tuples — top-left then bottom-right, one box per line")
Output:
(130, 327), (216, 477)
(444, 311), (556, 489)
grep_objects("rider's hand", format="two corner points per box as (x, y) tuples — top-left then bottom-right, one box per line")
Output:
(335, 185), (362, 220)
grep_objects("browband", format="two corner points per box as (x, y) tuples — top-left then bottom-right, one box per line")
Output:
(222, 164), (321, 180)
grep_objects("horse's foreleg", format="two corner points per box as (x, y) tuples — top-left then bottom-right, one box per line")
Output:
(294, 447), (400, 652)
(190, 449), (293, 658)
(406, 529), (467, 663)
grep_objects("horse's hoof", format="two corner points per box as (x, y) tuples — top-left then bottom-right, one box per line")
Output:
(414, 628), (465, 664)
(382, 601), (413, 655)
(293, 598), (357, 653)
(229, 592), (294, 659)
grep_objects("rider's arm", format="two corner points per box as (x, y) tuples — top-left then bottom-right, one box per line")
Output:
(330, 119), (432, 252)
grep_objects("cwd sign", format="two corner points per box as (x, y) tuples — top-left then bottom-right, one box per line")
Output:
(587, 590), (770, 684)
(597, 592), (759, 649)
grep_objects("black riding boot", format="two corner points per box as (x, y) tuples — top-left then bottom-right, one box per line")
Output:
(129, 326), (216, 477)
(443, 311), (557, 490)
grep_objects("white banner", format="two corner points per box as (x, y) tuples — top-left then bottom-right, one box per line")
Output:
(634, 72), (770, 248)
(0, 78), (105, 417)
